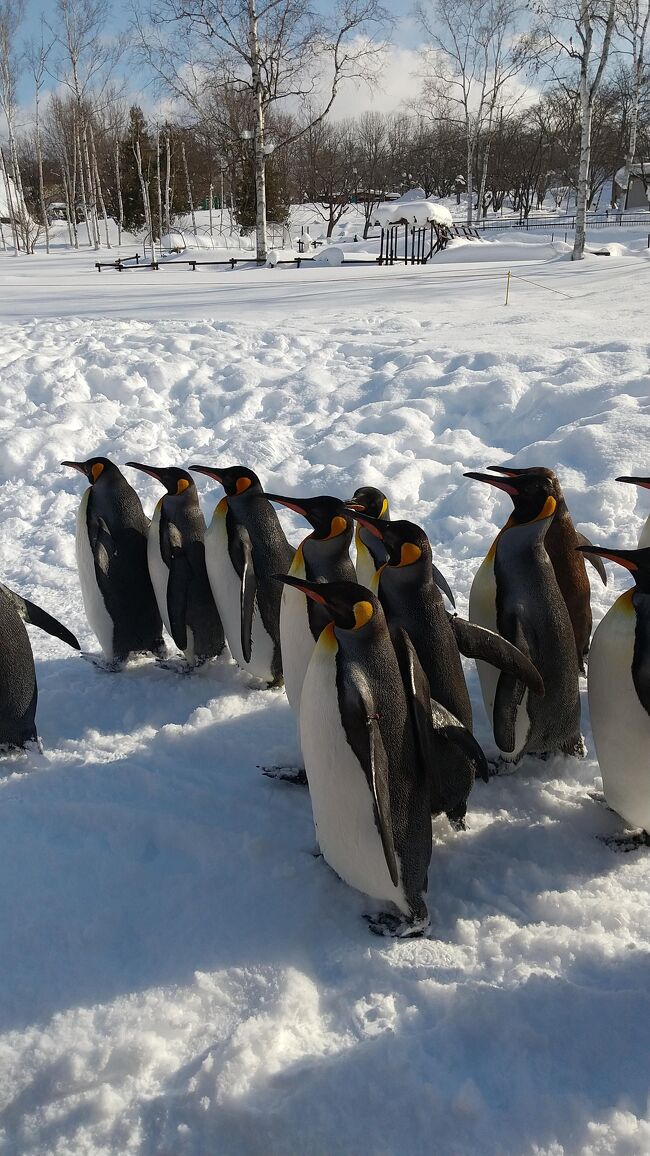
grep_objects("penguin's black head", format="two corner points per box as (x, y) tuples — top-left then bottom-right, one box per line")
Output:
(190, 465), (263, 497)
(350, 511), (430, 569)
(61, 456), (121, 484)
(126, 462), (195, 496)
(465, 470), (557, 525)
(266, 494), (352, 540)
(576, 545), (650, 594)
(345, 486), (390, 520)
(275, 575), (381, 633)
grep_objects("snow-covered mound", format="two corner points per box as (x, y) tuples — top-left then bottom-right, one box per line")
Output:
(374, 198), (453, 228)
(0, 291), (649, 1155)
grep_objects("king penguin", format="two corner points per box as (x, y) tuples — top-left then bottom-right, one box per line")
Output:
(349, 512), (543, 825)
(276, 576), (435, 937)
(126, 463), (224, 667)
(0, 581), (79, 749)
(344, 487), (455, 610)
(466, 470), (582, 763)
(265, 494), (356, 714)
(190, 465), (294, 685)
(616, 477), (650, 548)
(487, 464), (607, 670)
(579, 543), (650, 836)
(62, 457), (164, 667)
(345, 486), (391, 588)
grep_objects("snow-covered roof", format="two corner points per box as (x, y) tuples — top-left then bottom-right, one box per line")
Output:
(373, 198), (453, 229)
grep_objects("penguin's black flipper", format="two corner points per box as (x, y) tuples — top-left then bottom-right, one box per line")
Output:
(632, 599), (650, 718)
(394, 627), (444, 810)
(431, 563), (456, 608)
(430, 700), (490, 784)
(576, 533), (608, 585)
(166, 552), (191, 651)
(343, 678), (399, 887)
(0, 583), (81, 650)
(87, 511), (115, 575)
(493, 672), (526, 753)
(449, 615), (545, 697)
(230, 525), (256, 665)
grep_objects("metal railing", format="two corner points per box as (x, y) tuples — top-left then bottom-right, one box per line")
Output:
(475, 212), (650, 231)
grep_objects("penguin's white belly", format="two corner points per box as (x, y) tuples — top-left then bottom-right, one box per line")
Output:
(355, 537), (376, 590)
(75, 488), (115, 659)
(469, 549), (530, 759)
(280, 553), (316, 711)
(148, 504), (171, 636)
(205, 513), (274, 680)
(638, 516), (650, 549)
(589, 593), (650, 832)
(300, 633), (409, 914)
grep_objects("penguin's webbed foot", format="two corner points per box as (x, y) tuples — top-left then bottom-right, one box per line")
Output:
(260, 764), (308, 786)
(364, 911), (430, 939)
(487, 756), (518, 777)
(80, 653), (123, 673)
(448, 814), (468, 832)
(155, 657), (195, 674)
(562, 735), (587, 759)
(587, 789), (616, 813)
(599, 831), (650, 853)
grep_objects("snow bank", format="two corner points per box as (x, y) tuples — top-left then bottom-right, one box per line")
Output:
(0, 293), (649, 1154)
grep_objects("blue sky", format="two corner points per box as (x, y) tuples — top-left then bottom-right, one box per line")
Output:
(16, 0), (422, 114)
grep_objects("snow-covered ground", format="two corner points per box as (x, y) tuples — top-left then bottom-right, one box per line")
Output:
(0, 228), (649, 1156)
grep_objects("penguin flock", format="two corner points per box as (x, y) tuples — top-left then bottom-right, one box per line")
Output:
(2, 458), (649, 938)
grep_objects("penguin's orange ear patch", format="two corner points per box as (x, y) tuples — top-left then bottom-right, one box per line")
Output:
(353, 600), (374, 629)
(328, 516), (348, 538)
(399, 543), (421, 566)
(380, 498), (389, 517)
(235, 477), (252, 494)
(91, 463), (104, 482)
(535, 495), (557, 521)
(176, 478), (191, 494)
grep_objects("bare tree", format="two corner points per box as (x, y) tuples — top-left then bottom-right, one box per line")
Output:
(527, 0), (617, 259)
(48, 0), (124, 249)
(0, 0), (32, 252)
(134, 0), (389, 261)
(416, 0), (525, 225)
(27, 20), (53, 253)
(620, 0), (650, 201)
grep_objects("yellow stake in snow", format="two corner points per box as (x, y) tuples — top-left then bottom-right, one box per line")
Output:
(505, 269), (511, 306)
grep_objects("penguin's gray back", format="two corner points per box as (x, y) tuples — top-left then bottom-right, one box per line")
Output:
(377, 571), (472, 730)
(493, 519), (581, 758)
(0, 590), (38, 748)
(78, 476), (162, 661)
(156, 493), (224, 661)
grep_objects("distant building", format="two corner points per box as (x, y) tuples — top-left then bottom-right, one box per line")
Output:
(614, 163), (650, 210)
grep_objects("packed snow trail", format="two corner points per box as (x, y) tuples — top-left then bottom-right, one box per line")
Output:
(0, 307), (649, 1155)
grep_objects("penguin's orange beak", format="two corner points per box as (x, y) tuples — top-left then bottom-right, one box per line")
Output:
(265, 495), (309, 517)
(576, 545), (639, 572)
(348, 510), (386, 540)
(190, 466), (223, 482)
(61, 460), (90, 477)
(464, 471), (519, 495)
(273, 574), (327, 603)
(617, 476), (650, 490)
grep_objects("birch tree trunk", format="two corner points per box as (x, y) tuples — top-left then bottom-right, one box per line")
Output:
(164, 131), (171, 237)
(155, 126), (164, 242)
(247, 0), (269, 260)
(89, 121), (110, 248)
(622, 3), (650, 205)
(114, 139), (123, 247)
(0, 146), (18, 254)
(75, 115), (92, 246)
(134, 136), (155, 261)
(573, 70), (592, 259)
(181, 141), (197, 234)
(81, 118), (100, 249)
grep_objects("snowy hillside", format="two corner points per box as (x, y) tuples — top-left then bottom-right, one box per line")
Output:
(0, 238), (649, 1155)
